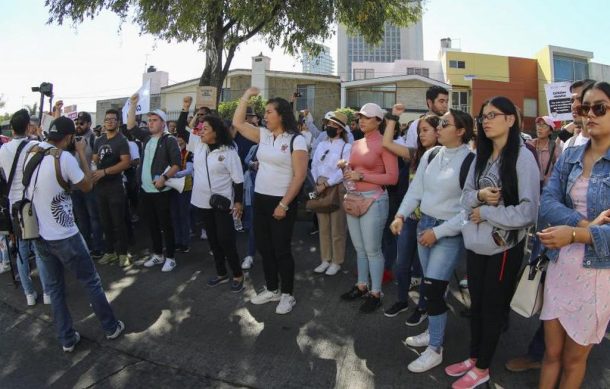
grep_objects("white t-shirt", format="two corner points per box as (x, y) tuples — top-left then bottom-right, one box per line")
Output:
(26, 143), (84, 240)
(405, 119), (419, 148)
(128, 141), (140, 160)
(255, 128), (308, 197)
(187, 134), (244, 209)
(0, 138), (39, 207)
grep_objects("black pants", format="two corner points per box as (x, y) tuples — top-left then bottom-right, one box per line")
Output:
(197, 207), (242, 278)
(467, 239), (525, 369)
(95, 182), (128, 255)
(254, 193), (297, 294)
(140, 190), (175, 259)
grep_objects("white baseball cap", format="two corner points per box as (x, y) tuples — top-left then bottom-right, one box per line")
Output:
(147, 109), (167, 122)
(357, 103), (384, 120)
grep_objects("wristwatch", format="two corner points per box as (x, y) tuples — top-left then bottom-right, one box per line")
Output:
(385, 113), (400, 122)
(278, 202), (289, 211)
(162, 174), (169, 181)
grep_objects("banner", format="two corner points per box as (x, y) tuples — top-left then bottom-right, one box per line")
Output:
(544, 82), (572, 121)
(122, 79), (151, 123)
(196, 86), (217, 109)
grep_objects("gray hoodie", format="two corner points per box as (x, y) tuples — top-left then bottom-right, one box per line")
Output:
(460, 142), (540, 255)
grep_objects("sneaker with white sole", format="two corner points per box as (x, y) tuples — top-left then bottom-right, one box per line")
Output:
(251, 287), (281, 305)
(200, 229), (208, 240)
(43, 293), (51, 305)
(106, 320), (125, 340)
(451, 367), (489, 389)
(0, 262), (11, 274)
(241, 255), (254, 270)
(408, 347), (443, 373)
(314, 261), (330, 274)
(275, 293), (296, 314)
(161, 258), (176, 272)
(26, 291), (38, 306)
(144, 254), (164, 268)
(410, 277), (422, 290)
(405, 329), (430, 348)
(325, 263), (341, 276)
(63, 331), (81, 353)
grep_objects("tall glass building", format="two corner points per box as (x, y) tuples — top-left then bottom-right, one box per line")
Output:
(301, 45), (335, 75)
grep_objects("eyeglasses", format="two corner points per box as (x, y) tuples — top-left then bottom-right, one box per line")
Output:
(438, 119), (455, 129)
(476, 112), (508, 124)
(320, 149), (330, 161)
(577, 103), (609, 117)
(104, 118), (118, 122)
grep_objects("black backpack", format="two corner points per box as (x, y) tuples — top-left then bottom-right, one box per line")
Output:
(0, 140), (29, 234)
(427, 146), (475, 190)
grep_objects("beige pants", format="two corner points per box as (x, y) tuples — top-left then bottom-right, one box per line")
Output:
(316, 206), (347, 265)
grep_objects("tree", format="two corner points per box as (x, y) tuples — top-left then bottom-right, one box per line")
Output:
(45, 0), (423, 105)
(218, 96), (266, 121)
(24, 102), (38, 116)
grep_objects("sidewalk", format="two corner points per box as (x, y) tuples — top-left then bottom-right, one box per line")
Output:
(1, 222), (609, 388)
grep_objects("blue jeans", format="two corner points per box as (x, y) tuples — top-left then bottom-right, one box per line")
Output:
(346, 190), (389, 294)
(170, 190), (192, 247)
(417, 214), (465, 349)
(71, 189), (104, 252)
(395, 217), (425, 308)
(16, 239), (49, 296)
(34, 233), (119, 348)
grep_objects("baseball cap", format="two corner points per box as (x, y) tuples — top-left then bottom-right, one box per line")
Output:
(328, 111), (348, 128)
(77, 111), (92, 123)
(357, 103), (384, 120)
(47, 116), (76, 141)
(536, 116), (556, 129)
(147, 109), (167, 122)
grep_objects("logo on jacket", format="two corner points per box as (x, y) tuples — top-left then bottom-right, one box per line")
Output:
(281, 143), (289, 153)
(218, 155), (225, 162)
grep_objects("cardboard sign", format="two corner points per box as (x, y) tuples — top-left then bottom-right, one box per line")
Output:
(122, 79), (151, 123)
(196, 86), (217, 109)
(40, 113), (55, 133)
(63, 105), (78, 120)
(544, 82), (572, 121)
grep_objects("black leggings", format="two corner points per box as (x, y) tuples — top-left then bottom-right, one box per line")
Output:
(95, 182), (128, 255)
(140, 191), (175, 259)
(254, 193), (297, 294)
(197, 207), (242, 278)
(467, 240), (525, 369)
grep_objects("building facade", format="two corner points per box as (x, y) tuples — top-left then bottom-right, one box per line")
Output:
(301, 45), (335, 76)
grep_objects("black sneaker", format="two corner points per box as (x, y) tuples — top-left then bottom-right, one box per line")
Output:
(207, 275), (229, 287)
(384, 301), (409, 317)
(230, 278), (244, 293)
(360, 295), (382, 313)
(340, 285), (368, 301)
(405, 308), (428, 327)
(90, 250), (103, 260)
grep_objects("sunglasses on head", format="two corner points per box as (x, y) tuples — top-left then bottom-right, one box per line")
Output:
(577, 103), (609, 117)
(439, 119), (455, 129)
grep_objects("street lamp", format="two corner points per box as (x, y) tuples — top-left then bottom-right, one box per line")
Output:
(31, 82), (53, 119)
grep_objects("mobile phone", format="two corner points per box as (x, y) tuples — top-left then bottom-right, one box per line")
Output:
(492, 229), (507, 246)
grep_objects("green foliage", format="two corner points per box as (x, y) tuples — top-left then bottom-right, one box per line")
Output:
(218, 96), (266, 121)
(335, 107), (357, 124)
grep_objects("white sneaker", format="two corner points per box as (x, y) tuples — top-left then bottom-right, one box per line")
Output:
(242, 256), (254, 270)
(410, 277), (422, 290)
(405, 329), (430, 348)
(275, 293), (296, 314)
(459, 277), (469, 289)
(161, 258), (176, 272)
(43, 293), (51, 305)
(200, 229), (208, 240)
(325, 263), (341, 276)
(143, 254), (165, 268)
(0, 262), (10, 274)
(251, 287), (281, 305)
(314, 261), (330, 273)
(26, 291), (38, 306)
(407, 347), (443, 373)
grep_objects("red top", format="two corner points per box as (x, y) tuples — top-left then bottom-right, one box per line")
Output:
(349, 130), (398, 192)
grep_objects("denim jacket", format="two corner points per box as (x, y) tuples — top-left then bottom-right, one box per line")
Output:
(539, 141), (610, 269)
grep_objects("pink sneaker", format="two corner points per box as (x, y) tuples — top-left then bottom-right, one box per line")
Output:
(445, 358), (477, 377)
(451, 367), (489, 389)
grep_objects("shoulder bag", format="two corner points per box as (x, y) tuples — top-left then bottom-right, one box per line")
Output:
(205, 148), (232, 212)
(510, 249), (549, 318)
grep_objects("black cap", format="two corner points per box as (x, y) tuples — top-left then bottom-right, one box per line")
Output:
(77, 111), (92, 123)
(47, 117), (76, 141)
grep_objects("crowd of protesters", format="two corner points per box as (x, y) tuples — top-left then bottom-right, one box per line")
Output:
(1, 78), (609, 389)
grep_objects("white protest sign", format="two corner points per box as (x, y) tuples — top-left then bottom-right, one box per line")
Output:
(196, 86), (218, 109)
(41, 113), (55, 133)
(544, 82), (572, 121)
(122, 79), (151, 123)
(63, 105), (78, 120)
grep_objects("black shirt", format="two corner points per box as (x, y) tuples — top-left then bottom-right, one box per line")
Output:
(94, 132), (130, 185)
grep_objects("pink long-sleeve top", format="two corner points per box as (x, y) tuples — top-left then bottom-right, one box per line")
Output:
(349, 130), (398, 192)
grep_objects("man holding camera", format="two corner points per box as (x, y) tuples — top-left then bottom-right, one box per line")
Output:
(27, 116), (124, 352)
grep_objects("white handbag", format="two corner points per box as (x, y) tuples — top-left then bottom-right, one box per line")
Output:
(510, 251), (549, 318)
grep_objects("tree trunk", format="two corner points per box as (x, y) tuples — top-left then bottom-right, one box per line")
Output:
(199, 23), (225, 107)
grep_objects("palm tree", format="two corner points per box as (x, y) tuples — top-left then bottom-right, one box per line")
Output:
(24, 102), (38, 116)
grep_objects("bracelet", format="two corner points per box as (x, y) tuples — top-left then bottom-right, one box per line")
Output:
(278, 202), (289, 211)
(570, 228), (576, 244)
(162, 174), (169, 181)
(385, 113), (400, 122)
(476, 190), (483, 202)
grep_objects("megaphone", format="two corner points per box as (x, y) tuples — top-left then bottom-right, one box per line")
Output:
(162, 167), (185, 193)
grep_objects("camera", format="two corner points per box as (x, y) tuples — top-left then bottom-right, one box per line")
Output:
(308, 191), (318, 200)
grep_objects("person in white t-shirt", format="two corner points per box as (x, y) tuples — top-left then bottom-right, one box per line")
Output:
(28, 117), (124, 352)
(404, 86), (449, 148)
(233, 87), (309, 314)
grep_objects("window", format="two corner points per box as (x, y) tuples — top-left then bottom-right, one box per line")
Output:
(295, 85), (315, 111)
(553, 55), (589, 82)
(451, 91), (469, 112)
(347, 85), (396, 110)
(449, 60), (466, 69)
(353, 68), (374, 80)
(407, 67), (430, 77)
(523, 98), (537, 118)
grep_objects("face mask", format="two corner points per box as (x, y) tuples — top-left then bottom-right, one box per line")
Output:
(326, 127), (338, 138)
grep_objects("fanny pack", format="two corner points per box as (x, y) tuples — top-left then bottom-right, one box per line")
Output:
(342, 190), (383, 217)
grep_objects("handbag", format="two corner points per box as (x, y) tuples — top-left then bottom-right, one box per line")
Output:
(342, 190), (383, 217)
(306, 184), (341, 213)
(510, 249), (549, 318)
(204, 148), (232, 212)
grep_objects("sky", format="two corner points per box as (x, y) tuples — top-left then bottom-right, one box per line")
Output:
(1, 0), (609, 115)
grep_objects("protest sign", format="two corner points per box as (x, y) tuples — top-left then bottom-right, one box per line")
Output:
(544, 82), (572, 121)
(122, 79), (151, 123)
(196, 86), (217, 109)
(63, 105), (78, 120)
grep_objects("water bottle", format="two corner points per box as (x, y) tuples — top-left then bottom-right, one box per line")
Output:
(458, 209), (469, 227)
(342, 164), (357, 192)
(90, 161), (97, 172)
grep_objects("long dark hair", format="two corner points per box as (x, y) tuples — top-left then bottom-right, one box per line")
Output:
(413, 115), (441, 170)
(203, 115), (234, 147)
(267, 97), (298, 135)
(474, 97), (521, 208)
(450, 108), (474, 144)
(581, 81), (610, 102)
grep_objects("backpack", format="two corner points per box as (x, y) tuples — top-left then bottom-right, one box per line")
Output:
(0, 140), (29, 234)
(11, 146), (70, 240)
(427, 146), (475, 190)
